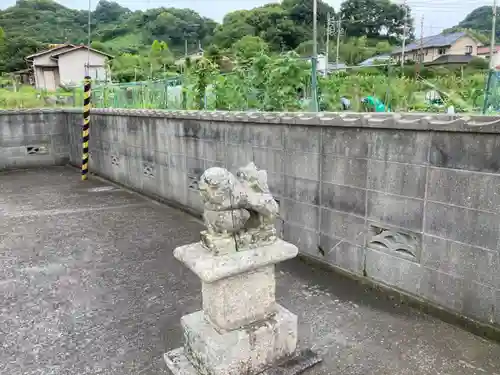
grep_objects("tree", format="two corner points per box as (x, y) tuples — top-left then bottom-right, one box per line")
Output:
(149, 40), (173, 78)
(0, 0), (218, 73)
(0, 0), (417, 79)
(467, 57), (489, 70)
(340, 0), (413, 42)
(111, 53), (147, 82)
(246, 6), (302, 50)
(451, 6), (499, 38)
(282, 0), (334, 29)
(0, 27), (5, 54)
(338, 36), (378, 65)
(374, 41), (393, 54)
(233, 36), (269, 64)
(90, 41), (112, 55)
(92, 0), (130, 24)
(0, 27), (6, 73)
(0, 36), (43, 73)
(295, 40), (314, 56)
(213, 0), (334, 53)
(204, 45), (223, 66)
(213, 15), (256, 49)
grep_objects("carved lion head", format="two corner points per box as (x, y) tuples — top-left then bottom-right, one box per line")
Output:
(199, 167), (235, 206)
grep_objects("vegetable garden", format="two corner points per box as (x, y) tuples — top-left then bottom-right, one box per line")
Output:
(0, 52), (493, 113)
(92, 53), (490, 114)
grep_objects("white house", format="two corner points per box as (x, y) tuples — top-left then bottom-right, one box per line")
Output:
(25, 44), (113, 91)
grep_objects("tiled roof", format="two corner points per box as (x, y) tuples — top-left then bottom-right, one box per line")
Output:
(392, 32), (466, 54)
(426, 54), (474, 65)
(25, 44), (75, 59)
(50, 45), (114, 59)
(477, 45), (500, 55)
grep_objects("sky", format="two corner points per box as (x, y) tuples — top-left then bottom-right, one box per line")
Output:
(0, 0), (494, 37)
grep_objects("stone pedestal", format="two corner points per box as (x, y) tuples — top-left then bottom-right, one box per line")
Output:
(164, 239), (321, 375)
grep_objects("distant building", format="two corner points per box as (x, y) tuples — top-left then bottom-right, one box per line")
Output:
(175, 51), (204, 67)
(477, 45), (500, 69)
(317, 55), (347, 73)
(25, 44), (113, 91)
(391, 31), (479, 65)
(175, 42), (204, 67)
(359, 55), (391, 67)
(477, 45), (500, 58)
(300, 55), (347, 73)
(10, 68), (34, 86)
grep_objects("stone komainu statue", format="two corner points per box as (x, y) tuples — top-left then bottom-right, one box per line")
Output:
(198, 162), (279, 254)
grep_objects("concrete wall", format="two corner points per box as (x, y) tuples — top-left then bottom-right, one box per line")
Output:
(2, 107), (496, 330)
(64, 109), (500, 331)
(0, 110), (69, 170)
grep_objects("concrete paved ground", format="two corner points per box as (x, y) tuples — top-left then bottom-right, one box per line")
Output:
(1, 166), (499, 375)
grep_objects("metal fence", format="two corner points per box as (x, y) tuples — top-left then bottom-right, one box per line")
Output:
(91, 73), (313, 111)
(483, 71), (500, 114)
(92, 77), (184, 110)
(0, 87), (84, 109)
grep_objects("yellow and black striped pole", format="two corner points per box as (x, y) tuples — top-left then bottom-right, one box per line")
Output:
(82, 75), (91, 181)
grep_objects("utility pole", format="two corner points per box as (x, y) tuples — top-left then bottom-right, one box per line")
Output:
(325, 13), (336, 77)
(326, 12), (331, 77)
(490, 0), (497, 69)
(416, 15), (424, 75)
(336, 16), (342, 72)
(313, 0), (317, 58)
(311, 0), (319, 112)
(484, 0), (498, 113)
(400, 0), (408, 74)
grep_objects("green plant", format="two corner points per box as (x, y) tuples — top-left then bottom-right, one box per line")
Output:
(0, 54), (489, 114)
(189, 57), (218, 109)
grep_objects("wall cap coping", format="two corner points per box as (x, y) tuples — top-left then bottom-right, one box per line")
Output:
(3, 108), (500, 132)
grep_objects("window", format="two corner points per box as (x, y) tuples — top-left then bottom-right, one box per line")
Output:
(438, 48), (446, 55)
(465, 45), (473, 55)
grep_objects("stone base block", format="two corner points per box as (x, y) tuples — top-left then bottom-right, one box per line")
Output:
(163, 348), (322, 375)
(165, 348), (322, 375)
(173, 304), (298, 375)
(173, 240), (298, 284)
(202, 265), (276, 331)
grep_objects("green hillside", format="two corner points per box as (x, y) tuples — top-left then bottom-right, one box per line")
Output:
(0, 0), (411, 80)
(453, 6), (496, 37)
(0, 0), (216, 71)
